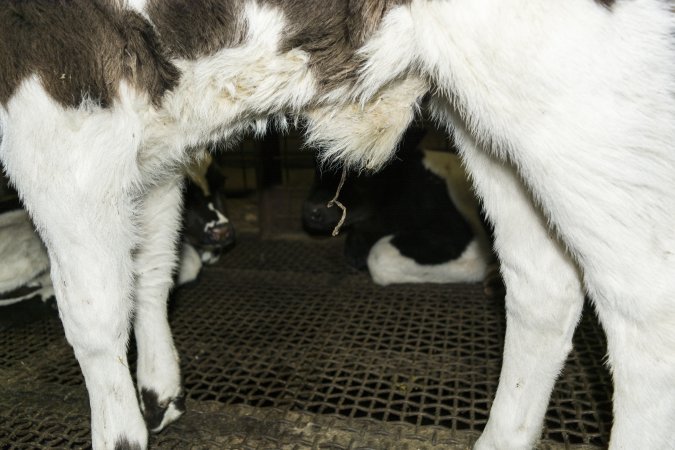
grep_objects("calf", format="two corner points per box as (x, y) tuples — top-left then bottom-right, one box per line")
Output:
(1, 1), (673, 449)
(178, 153), (236, 284)
(183, 152), (236, 264)
(303, 127), (492, 285)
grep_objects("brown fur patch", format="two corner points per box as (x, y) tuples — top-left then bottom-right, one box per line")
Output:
(275, 0), (412, 92)
(0, 0), (179, 108)
(146, 0), (248, 59)
(274, 0), (358, 90)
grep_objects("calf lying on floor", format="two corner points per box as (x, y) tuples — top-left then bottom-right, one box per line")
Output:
(303, 127), (492, 285)
(1, 1), (673, 449)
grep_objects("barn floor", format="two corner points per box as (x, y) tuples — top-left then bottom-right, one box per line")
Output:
(0, 234), (612, 450)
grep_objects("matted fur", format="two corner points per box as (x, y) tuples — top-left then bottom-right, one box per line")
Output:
(0, 1), (672, 449)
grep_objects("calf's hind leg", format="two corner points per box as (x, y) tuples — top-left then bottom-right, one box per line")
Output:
(435, 107), (585, 450)
(413, 2), (675, 445)
(492, 88), (675, 450)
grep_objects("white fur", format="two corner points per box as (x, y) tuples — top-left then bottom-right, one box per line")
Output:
(199, 250), (220, 265)
(368, 236), (487, 286)
(447, 123), (586, 449)
(121, 0), (149, 19)
(206, 202), (229, 225)
(1, 1), (673, 449)
(410, 1), (675, 448)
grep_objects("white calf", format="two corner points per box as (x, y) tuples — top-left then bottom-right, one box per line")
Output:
(0, 0), (672, 449)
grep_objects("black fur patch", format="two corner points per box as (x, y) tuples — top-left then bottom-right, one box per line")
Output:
(392, 229), (473, 266)
(141, 388), (186, 432)
(595, 0), (615, 8)
(0, 284), (41, 301)
(173, 389), (187, 413)
(387, 148), (474, 265)
(114, 437), (142, 450)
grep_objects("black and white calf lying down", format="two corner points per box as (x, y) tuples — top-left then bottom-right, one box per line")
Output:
(303, 128), (492, 286)
(1, 1), (673, 449)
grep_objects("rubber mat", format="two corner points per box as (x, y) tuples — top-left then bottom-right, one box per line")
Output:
(0, 236), (612, 449)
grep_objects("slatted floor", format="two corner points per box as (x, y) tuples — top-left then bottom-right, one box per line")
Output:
(0, 235), (612, 449)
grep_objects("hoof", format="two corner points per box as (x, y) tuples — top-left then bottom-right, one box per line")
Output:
(114, 437), (143, 450)
(140, 388), (186, 433)
(483, 264), (505, 300)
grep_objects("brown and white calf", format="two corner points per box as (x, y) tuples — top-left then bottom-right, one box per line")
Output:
(1, 1), (673, 449)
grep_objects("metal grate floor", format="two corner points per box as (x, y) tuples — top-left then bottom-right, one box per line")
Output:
(0, 235), (612, 449)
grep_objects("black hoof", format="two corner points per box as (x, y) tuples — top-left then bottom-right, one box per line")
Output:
(140, 388), (186, 432)
(114, 437), (142, 450)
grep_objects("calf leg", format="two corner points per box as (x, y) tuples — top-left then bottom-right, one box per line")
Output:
(133, 177), (186, 433)
(4, 160), (146, 449)
(47, 210), (145, 450)
(438, 109), (585, 450)
(490, 120), (675, 449)
(489, 82), (675, 450)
